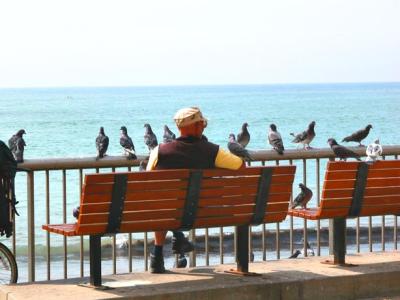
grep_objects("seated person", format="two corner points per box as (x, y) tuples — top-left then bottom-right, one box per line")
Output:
(146, 106), (244, 273)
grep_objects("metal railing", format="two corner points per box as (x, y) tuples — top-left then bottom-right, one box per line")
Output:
(8, 145), (400, 283)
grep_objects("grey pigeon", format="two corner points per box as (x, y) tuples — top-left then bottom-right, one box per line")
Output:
(163, 125), (176, 143)
(144, 123), (158, 151)
(268, 124), (284, 155)
(342, 124), (372, 147)
(228, 133), (252, 161)
(289, 250), (301, 259)
(291, 183), (313, 209)
(120, 126), (137, 160)
(8, 129), (26, 163)
(327, 138), (361, 161)
(237, 122), (250, 148)
(290, 121), (316, 149)
(95, 127), (109, 160)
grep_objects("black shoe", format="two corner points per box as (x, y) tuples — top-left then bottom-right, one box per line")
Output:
(172, 235), (194, 254)
(150, 253), (165, 274)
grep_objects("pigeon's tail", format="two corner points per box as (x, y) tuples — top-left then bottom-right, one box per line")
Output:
(290, 132), (295, 137)
(127, 152), (137, 160)
(274, 147), (284, 155)
(342, 136), (351, 143)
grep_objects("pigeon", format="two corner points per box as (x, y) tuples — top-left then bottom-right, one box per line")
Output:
(327, 138), (361, 161)
(144, 123), (158, 151)
(268, 124), (284, 155)
(139, 160), (148, 171)
(289, 250), (301, 259)
(290, 121), (316, 149)
(95, 127), (109, 160)
(342, 124), (372, 147)
(301, 240), (315, 256)
(163, 125), (176, 143)
(237, 122), (250, 148)
(291, 183), (313, 209)
(228, 133), (252, 161)
(366, 139), (383, 163)
(8, 129), (26, 163)
(120, 126), (137, 160)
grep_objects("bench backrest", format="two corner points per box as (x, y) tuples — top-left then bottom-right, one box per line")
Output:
(76, 165), (296, 235)
(319, 160), (400, 218)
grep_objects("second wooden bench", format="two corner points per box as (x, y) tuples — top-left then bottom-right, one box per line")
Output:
(289, 160), (400, 265)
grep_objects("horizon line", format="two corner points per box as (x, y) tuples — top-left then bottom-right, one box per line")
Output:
(0, 80), (399, 90)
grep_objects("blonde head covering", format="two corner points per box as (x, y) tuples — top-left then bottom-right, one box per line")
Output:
(173, 107), (208, 128)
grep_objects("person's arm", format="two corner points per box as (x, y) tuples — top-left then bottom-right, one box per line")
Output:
(215, 147), (245, 170)
(146, 146), (159, 171)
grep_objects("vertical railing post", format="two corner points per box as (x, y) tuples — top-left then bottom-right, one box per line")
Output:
(236, 225), (249, 273)
(333, 217), (346, 265)
(27, 171), (35, 282)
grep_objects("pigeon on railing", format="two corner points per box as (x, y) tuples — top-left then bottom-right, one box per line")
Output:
(8, 129), (26, 163)
(268, 124), (284, 155)
(95, 127), (109, 160)
(237, 122), (250, 148)
(162, 125), (176, 143)
(120, 126), (137, 160)
(342, 124), (372, 147)
(290, 121), (316, 150)
(328, 138), (361, 161)
(144, 123), (158, 151)
(228, 133), (252, 161)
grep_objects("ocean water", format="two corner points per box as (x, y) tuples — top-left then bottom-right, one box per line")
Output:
(0, 83), (399, 268)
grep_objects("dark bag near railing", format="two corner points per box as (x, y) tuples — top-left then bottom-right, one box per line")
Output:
(0, 140), (18, 237)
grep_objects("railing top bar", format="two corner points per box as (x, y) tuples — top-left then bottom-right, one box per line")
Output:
(251, 145), (400, 161)
(18, 145), (400, 171)
(19, 155), (148, 171)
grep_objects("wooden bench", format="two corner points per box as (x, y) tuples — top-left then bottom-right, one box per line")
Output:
(288, 160), (400, 265)
(43, 165), (296, 287)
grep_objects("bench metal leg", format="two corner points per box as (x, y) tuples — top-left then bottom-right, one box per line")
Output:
(225, 225), (260, 276)
(323, 218), (357, 267)
(79, 235), (112, 289)
(90, 235), (102, 287)
(333, 217), (346, 265)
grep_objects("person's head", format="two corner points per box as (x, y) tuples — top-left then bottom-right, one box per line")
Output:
(173, 107), (208, 138)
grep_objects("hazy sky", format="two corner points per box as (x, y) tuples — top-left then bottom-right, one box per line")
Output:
(0, 0), (399, 88)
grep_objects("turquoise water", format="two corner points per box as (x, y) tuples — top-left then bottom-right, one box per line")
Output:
(0, 83), (399, 255)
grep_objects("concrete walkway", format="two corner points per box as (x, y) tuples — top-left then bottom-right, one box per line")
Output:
(1, 252), (399, 300)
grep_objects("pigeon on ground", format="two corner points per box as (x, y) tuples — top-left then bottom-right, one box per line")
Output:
(95, 127), (109, 160)
(144, 123), (158, 151)
(327, 138), (361, 161)
(301, 240), (315, 256)
(237, 122), (250, 148)
(268, 124), (284, 155)
(291, 183), (313, 209)
(289, 250), (301, 259)
(163, 125), (176, 143)
(290, 121), (316, 149)
(120, 126), (137, 160)
(342, 124), (373, 147)
(8, 129), (26, 163)
(228, 133), (252, 161)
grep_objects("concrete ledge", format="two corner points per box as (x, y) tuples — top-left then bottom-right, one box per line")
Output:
(1, 252), (399, 300)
